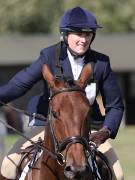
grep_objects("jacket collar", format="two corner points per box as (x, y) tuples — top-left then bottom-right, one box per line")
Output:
(60, 42), (68, 60)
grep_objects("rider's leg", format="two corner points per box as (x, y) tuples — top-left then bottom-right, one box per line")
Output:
(0, 127), (44, 179)
(98, 140), (124, 180)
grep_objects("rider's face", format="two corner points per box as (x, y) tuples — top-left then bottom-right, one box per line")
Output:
(67, 32), (93, 55)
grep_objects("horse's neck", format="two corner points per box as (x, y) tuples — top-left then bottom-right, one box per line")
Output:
(40, 126), (65, 180)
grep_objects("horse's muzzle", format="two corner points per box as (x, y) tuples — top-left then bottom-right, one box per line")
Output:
(64, 163), (89, 179)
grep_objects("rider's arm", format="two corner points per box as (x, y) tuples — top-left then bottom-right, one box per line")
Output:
(100, 57), (124, 139)
(0, 49), (47, 103)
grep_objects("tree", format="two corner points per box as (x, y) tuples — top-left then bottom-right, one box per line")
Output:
(0, 0), (63, 33)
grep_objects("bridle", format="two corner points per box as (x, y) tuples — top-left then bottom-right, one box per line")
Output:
(48, 85), (91, 166)
(0, 88), (112, 179)
(48, 85), (112, 179)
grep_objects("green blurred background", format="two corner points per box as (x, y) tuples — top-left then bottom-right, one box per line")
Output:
(0, 0), (135, 34)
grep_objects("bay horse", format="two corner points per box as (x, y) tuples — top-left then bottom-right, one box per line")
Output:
(0, 63), (112, 180)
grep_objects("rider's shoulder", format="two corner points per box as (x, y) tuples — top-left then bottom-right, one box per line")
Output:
(40, 42), (61, 55)
(90, 49), (110, 64)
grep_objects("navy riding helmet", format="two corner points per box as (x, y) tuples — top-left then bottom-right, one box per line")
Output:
(59, 6), (102, 33)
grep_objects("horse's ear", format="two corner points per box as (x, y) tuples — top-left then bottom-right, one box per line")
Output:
(42, 64), (55, 88)
(77, 63), (92, 88)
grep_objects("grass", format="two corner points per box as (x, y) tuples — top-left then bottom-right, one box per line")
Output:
(110, 126), (135, 180)
(1, 126), (135, 180)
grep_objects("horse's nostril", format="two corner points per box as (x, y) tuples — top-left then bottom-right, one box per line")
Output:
(65, 165), (72, 172)
(64, 165), (75, 179)
(64, 164), (89, 179)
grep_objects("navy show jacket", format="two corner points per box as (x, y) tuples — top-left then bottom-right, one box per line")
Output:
(0, 42), (124, 138)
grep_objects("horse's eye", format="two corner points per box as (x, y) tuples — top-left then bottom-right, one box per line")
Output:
(52, 110), (58, 118)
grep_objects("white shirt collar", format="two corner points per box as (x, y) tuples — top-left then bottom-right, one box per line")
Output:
(67, 49), (84, 64)
(67, 49), (96, 105)
(67, 49), (84, 80)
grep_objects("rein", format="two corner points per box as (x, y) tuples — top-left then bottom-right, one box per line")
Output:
(0, 87), (89, 166)
(0, 117), (59, 161)
(0, 100), (47, 122)
(0, 92), (89, 166)
(0, 101), (63, 162)
(0, 91), (112, 179)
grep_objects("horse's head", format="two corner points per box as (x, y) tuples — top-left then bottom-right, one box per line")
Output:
(42, 64), (92, 179)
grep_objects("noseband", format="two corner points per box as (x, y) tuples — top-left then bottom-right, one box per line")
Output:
(48, 86), (91, 165)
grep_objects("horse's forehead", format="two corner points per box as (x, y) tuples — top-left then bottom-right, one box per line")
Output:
(52, 93), (89, 113)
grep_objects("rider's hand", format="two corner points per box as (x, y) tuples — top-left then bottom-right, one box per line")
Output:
(89, 127), (111, 147)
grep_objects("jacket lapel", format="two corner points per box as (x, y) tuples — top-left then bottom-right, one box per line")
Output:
(84, 49), (95, 64)
(58, 44), (95, 79)
(60, 43), (74, 79)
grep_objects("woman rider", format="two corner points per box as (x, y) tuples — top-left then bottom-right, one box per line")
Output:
(0, 7), (124, 180)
